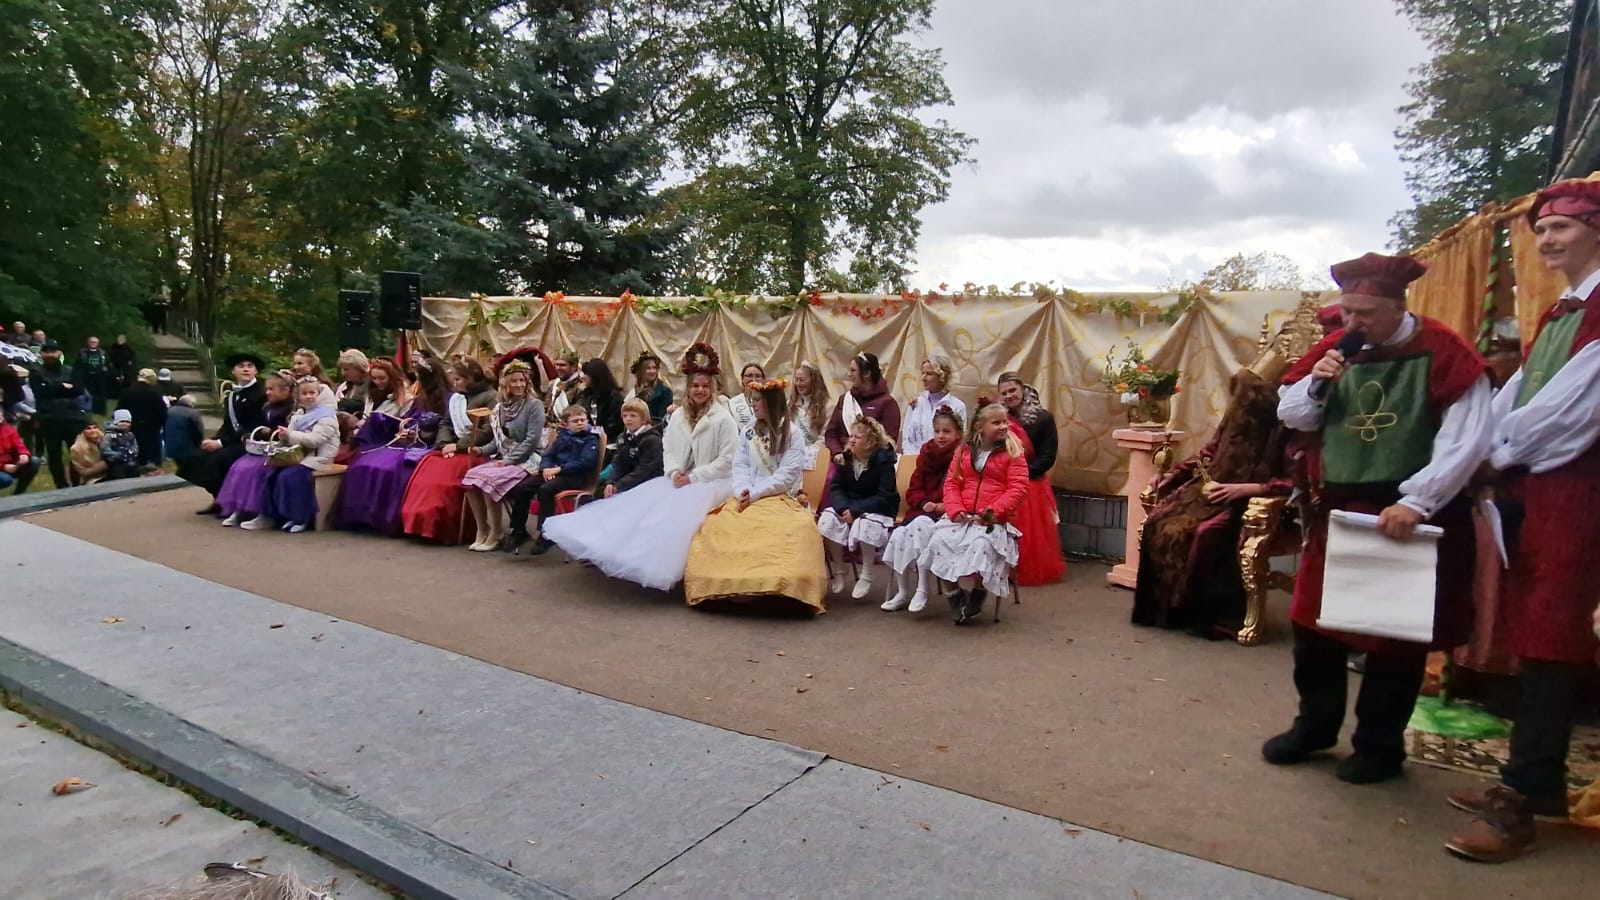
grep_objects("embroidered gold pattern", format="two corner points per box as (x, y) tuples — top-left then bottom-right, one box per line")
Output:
(1344, 381), (1399, 443)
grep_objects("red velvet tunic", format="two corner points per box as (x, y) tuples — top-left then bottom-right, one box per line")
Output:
(1281, 316), (1486, 652)
(1500, 287), (1600, 663)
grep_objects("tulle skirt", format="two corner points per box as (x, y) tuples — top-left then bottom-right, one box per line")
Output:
(1013, 478), (1066, 585)
(684, 496), (827, 614)
(883, 515), (938, 574)
(817, 509), (894, 551)
(216, 454), (271, 517)
(927, 519), (1020, 597)
(461, 460), (536, 502)
(544, 476), (733, 590)
(400, 450), (490, 544)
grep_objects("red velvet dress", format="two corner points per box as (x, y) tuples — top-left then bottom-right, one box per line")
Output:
(1281, 317), (1486, 652)
(1007, 416), (1066, 586)
(400, 450), (491, 544)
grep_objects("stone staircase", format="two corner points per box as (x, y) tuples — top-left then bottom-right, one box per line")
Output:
(150, 334), (223, 432)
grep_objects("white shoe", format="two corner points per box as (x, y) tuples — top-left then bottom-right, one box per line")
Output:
(467, 540), (489, 551)
(828, 573), (846, 594)
(286, 522), (308, 534)
(239, 517), (272, 531)
(908, 591), (928, 613)
(221, 512), (242, 527)
(880, 592), (909, 611)
(851, 575), (874, 600)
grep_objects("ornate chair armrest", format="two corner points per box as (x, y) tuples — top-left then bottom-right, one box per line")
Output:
(1237, 495), (1291, 646)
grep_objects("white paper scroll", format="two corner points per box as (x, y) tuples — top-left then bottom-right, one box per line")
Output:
(1318, 510), (1442, 643)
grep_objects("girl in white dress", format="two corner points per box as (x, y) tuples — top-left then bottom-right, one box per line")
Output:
(543, 343), (738, 590)
(882, 405), (964, 613)
(900, 355), (967, 455)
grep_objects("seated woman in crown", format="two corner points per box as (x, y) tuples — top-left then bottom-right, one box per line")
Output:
(1131, 351), (1298, 639)
(543, 342), (738, 590)
(684, 376), (827, 614)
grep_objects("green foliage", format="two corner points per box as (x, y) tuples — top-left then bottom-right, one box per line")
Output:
(664, 0), (975, 293)
(1391, 0), (1568, 250)
(1103, 340), (1180, 397)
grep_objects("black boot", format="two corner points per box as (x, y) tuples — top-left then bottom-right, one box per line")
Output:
(1261, 726), (1337, 765)
(956, 588), (988, 625)
(527, 537), (553, 556)
(1335, 752), (1404, 785)
(947, 589), (967, 616)
(500, 529), (529, 554)
(195, 502), (221, 516)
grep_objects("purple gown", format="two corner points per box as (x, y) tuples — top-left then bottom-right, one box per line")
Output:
(215, 403), (292, 518)
(328, 408), (440, 536)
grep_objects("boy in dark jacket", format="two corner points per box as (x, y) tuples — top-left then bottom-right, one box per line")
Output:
(603, 398), (664, 498)
(101, 410), (143, 480)
(505, 404), (599, 554)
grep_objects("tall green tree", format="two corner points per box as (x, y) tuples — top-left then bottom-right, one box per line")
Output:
(1390, 0), (1568, 250)
(0, 0), (155, 340)
(666, 0), (974, 294)
(396, 0), (681, 295)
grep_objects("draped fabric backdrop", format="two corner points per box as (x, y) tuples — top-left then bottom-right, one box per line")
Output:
(417, 291), (1329, 495)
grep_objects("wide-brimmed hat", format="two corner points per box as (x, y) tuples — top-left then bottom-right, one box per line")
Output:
(224, 351), (266, 369)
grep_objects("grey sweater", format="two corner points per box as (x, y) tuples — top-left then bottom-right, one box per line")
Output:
(494, 397), (546, 465)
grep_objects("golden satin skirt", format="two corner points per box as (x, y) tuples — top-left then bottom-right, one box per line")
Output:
(684, 496), (827, 614)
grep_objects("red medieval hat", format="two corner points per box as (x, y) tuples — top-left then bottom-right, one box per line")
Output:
(1329, 252), (1427, 302)
(1316, 304), (1344, 331)
(1528, 179), (1600, 230)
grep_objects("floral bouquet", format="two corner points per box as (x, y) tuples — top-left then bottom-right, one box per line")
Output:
(1102, 340), (1181, 408)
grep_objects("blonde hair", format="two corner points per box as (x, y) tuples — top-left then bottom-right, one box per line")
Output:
(849, 415), (892, 454)
(337, 348), (370, 371)
(683, 372), (716, 427)
(923, 354), (954, 390)
(620, 396), (651, 420)
(790, 361), (830, 438)
(969, 403), (1023, 458)
(497, 363), (533, 402)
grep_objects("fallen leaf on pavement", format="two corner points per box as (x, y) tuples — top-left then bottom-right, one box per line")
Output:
(14, 722), (27, 729)
(311, 633), (324, 641)
(101, 617), (124, 624)
(52, 778), (95, 795)
(796, 687), (808, 693)
(917, 822), (932, 831)
(934, 745), (949, 752)
(526, 839), (538, 845)
(1064, 828), (1082, 837)
(245, 856), (267, 865)
(161, 814), (181, 827)
(269, 623), (284, 629)
(775, 651), (785, 656)
(803, 673), (813, 679)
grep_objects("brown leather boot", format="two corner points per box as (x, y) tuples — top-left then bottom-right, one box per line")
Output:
(1445, 785), (1537, 863)
(1447, 785), (1568, 820)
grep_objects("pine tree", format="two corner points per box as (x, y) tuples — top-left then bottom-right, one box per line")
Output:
(399, 0), (680, 295)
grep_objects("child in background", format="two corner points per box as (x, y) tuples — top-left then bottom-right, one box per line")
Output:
(881, 405), (963, 613)
(817, 416), (900, 599)
(507, 404), (599, 555)
(69, 424), (108, 485)
(925, 403), (1030, 624)
(0, 416), (38, 494)
(101, 409), (142, 479)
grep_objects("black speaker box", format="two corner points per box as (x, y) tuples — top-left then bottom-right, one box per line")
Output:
(338, 290), (373, 350)
(379, 271), (423, 330)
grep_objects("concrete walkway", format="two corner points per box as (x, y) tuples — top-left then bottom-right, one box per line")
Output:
(0, 520), (1329, 900)
(0, 706), (383, 899)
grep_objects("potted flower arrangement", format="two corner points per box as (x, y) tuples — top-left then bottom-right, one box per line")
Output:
(1103, 340), (1181, 428)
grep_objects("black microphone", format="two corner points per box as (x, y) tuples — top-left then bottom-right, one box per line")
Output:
(1308, 329), (1366, 401)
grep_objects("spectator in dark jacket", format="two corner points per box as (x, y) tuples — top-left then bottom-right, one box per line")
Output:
(73, 336), (111, 414)
(108, 334), (136, 398)
(603, 398), (664, 498)
(117, 368), (168, 466)
(163, 393), (206, 480)
(156, 367), (184, 401)
(29, 340), (87, 488)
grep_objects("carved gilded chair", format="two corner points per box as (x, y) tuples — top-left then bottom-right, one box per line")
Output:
(1233, 296), (1326, 646)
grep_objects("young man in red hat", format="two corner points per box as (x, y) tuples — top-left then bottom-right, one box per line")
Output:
(1265, 252), (1492, 784)
(1445, 179), (1600, 862)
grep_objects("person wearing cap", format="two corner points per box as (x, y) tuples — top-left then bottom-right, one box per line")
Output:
(156, 367), (184, 401)
(187, 351), (267, 513)
(1264, 252), (1492, 786)
(116, 368), (168, 466)
(28, 338), (88, 489)
(1444, 179), (1600, 862)
(100, 409), (142, 479)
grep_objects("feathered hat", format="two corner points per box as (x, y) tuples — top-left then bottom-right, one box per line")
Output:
(682, 342), (721, 376)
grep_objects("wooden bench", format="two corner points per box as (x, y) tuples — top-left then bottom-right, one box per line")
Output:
(313, 464), (349, 532)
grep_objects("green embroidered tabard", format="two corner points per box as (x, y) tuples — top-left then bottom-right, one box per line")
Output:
(1322, 355), (1435, 488)
(1514, 309), (1584, 409)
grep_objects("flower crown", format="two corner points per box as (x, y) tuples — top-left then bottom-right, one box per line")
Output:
(500, 360), (532, 376)
(632, 349), (662, 374)
(682, 342), (721, 376)
(932, 403), (961, 420)
(745, 376), (788, 393)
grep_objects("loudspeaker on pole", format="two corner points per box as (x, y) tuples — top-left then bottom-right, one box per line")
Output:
(338, 290), (374, 351)
(379, 271), (423, 330)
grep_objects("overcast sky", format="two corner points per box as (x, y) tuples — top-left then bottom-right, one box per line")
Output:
(908, 0), (1429, 291)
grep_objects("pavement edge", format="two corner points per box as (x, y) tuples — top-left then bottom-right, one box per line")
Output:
(0, 637), (572, 900)
(0, 474), (192, 521)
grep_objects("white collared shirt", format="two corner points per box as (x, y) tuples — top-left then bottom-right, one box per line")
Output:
(1488, 265), (1600, 473)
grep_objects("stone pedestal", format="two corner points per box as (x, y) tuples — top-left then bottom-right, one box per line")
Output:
(1107, 428), (1185, 589)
